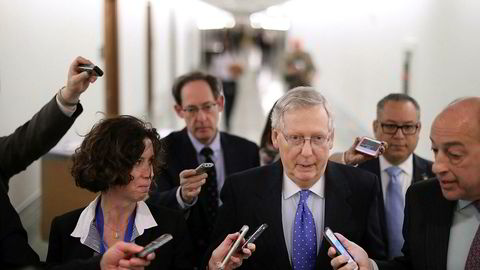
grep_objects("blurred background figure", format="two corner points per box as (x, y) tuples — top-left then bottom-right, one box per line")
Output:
(209, 32), (244, 131)
(283, 39), (316, 90)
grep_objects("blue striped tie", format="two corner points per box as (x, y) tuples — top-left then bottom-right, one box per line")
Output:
(385, 166), (404, 258)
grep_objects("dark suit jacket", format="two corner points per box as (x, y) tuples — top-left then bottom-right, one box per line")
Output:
(357, 154), (434, 256)
(207, 161), (386, 269)
(147, 128), (260, 265)
(376, 178), (456, 270)
(46, 202), (194, 270)
(0, 96), (82, 268)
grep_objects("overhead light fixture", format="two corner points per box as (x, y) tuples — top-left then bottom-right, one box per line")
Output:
(193, 1), (235, 30)
(250, 4), (290, 31)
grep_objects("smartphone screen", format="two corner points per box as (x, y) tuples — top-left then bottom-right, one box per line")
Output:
(323, 227), (355, 264)
(355, 137), (382, 156)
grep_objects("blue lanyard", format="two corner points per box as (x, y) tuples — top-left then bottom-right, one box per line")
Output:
(95, 199), (136, 254)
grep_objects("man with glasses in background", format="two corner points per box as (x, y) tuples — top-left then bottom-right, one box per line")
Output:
(205, 87), (386, 270)
(147, 71), (259, 268)
(331, 93), (434, 259)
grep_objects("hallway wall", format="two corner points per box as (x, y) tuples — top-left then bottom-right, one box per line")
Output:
(285, 0), (480, 159)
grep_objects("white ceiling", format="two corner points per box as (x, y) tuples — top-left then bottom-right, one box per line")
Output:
(201, 0), (288, 14)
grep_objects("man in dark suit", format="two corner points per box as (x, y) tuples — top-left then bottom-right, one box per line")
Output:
(147, 71), (260, 266)
(330, 93), (434, 258)
(329, 97), (480, 270)
(0, 57), (151, 269)
(206, 87), (386, 270)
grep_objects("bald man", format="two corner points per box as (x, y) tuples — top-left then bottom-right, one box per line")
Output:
(328, 97), (480, 270)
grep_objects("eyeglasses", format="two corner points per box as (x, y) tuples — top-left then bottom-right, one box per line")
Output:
(281, 131), (329, 148)
(380, 123), (419, 135)
(182, 102), (217, 115)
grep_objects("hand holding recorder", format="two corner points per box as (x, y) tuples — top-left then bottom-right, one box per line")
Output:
(209, 226), (256, 270)
(179, 163), (213, 204)
(326, 230), (372, 270)
(342, 137), (387, 166)
(62, 56), (103, 106)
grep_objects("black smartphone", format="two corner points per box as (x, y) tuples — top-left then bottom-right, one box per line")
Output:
(195, 162), (214, 175)
(355, 137), (382, 156)
(135, 233), (173, 258)
(323, 227), (356, 267)
(219, 225), (249, 268)
(238, 223), (268, 251)
(78, 64), (104, 77)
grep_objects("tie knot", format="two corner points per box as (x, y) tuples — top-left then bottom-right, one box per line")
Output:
(299, 190), (311, 203)
(200, 147), (213, 158)
(386, 166), (402, 178)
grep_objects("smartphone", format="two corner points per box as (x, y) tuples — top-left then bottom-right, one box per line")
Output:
(78, 64), (104, 77)
(355, 137), (382, 156)
(238, 223), (268, 251)
(219, 225), (249, 268)
(135, 233), (173, 258)
(195, 162), (214, 175)
(323, 227), (356, 268)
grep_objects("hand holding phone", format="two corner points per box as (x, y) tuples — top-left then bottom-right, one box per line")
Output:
(135, 233), (173, 258)
(219, 225), (249, 268)
(78, 64), (104, 77)
(195, 162), (214, 175)
(355, 137), (383, 157)
(238, 223), (268, 251)
(324, 227), (357, 269)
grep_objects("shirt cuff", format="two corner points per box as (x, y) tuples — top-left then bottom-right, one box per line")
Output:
(176, 186), (197, 209)
(371, 259), (379, 270)
(56, 93), (77, 117)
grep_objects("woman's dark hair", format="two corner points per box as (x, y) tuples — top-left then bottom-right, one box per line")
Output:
(72, 115), (163, 193)
(260, 103), (276, 149)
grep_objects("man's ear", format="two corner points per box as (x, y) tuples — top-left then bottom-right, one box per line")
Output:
(417, 121), (422, 132)
(174, 104), (184, 118)
(271, 129), (280, 149)
(373, 120), (379, 134)
(216, 95), (225, 112)
(328, 129), (335, 149)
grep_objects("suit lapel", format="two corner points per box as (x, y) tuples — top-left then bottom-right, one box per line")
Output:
(255, 162), (292, 269)
(220, 132), (234, 175)
(318, 162), (353, 266)
(178, 128), (199, 170)
(425, 183), (455, 269)
(412, 154), (430, 183)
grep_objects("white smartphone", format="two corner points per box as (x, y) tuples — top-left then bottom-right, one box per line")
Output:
(323, 227), (357, 269)
(195, 162), (214, 175)
(238, 223), (268, 251)
(219, 225), (249, 268)
(135, 233), (173, 258)
(355, 137), (382, 156)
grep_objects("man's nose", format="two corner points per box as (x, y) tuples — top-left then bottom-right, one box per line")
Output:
(392, 127), (406, 138)
(432, 151), (448, 175)
(300, 139), (314, 156)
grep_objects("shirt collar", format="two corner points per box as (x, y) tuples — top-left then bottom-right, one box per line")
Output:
(282, 173), (325, 200)
(457, 199), (477, 211)
(71, 195), (157, 243)
(187, 130), (221, 155)
(379, 154), (413, 176)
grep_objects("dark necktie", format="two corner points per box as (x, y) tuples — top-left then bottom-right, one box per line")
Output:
(292, 190), (317, 270)
(200, 147), (218, 233)
(465, 201), (480, 270)
(385, 166), (404, 258)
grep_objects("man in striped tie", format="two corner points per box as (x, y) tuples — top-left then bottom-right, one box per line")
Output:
(329, 97), (480, 270)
